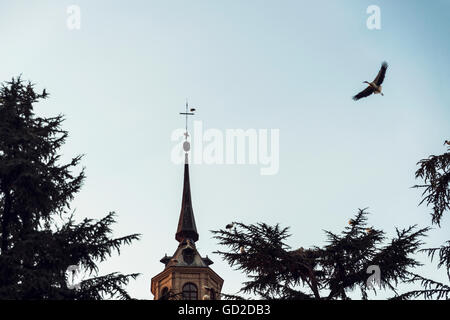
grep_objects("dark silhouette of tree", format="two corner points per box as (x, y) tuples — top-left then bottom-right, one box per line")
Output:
(413, 143), (450, 226)
(397, 142), (450, 300)
(0, 77), (140, 299)
(212, 209), (429, 299)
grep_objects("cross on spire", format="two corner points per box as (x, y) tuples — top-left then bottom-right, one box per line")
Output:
(179, 100), (196, 141)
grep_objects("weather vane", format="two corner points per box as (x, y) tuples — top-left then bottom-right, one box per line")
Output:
(179, 100), (196, 141)
(179, 100), (196, 153)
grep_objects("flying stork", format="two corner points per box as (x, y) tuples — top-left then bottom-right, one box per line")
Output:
(353, 62), (388, 101)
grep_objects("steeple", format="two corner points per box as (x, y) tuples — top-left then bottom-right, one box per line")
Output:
(175, 101), (198, 244)
(175, 153), (199, 243)
(150, 102), (224, 300)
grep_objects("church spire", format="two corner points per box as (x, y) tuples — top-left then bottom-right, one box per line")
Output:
(176, 101), (198, 243)
(151, 102), (224, 300)
(175, 152), (199, 243)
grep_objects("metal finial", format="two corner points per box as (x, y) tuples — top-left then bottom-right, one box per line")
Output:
(179, 100), (196, 146)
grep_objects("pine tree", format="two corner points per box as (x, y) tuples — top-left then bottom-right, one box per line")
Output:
(413, 142), (450, 226)
(212, 209), (429, 300)
(0, 77), (140, 299)
(397, 142), (450, 300)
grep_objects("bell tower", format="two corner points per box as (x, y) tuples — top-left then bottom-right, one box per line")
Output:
(151, 103), (224, 300)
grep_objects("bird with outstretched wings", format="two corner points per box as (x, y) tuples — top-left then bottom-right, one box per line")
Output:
(353, 62), (388, 101)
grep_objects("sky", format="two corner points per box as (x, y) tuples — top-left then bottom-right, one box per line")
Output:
(0, 0), (449, 299)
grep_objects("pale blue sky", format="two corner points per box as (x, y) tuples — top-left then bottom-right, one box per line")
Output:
(1, 0), (449, 299)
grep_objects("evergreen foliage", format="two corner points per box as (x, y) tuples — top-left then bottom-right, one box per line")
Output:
(400, 143), (450, 299)
(413, 144), (450, 226)
(0, 77), (140, 299)
(213, 209), (429, 299)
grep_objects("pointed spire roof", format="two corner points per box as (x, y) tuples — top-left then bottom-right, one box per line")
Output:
(175, 153), (199, 243)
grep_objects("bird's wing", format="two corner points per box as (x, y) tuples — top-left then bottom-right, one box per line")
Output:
(353, 86), (375, 100)
(373, 62), (388, 85)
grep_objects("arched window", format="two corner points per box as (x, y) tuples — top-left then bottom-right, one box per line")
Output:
(182, 283), (198, 300)
(159, 287), (169, 300)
